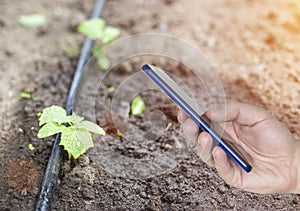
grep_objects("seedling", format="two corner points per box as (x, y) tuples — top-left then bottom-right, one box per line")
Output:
(77, 18), (120, 70)
(131, 95), (146, 116)
(107, 85), (116, 93)
(18, 14), (46, 27)
(28, 144), (35, 151)
(21, 92), (31, 99)
(37, 105), (105, 159)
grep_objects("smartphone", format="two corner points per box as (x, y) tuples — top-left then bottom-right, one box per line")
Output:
(142, 64), (252, 173)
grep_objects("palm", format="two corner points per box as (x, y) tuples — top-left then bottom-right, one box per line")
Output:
(222, 116), (298, 193)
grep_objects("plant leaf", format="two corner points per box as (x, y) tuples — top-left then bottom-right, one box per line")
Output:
(97, 56), (110, 70)
(92, 44), (101, 55)
(131, 95), (145, 116)
(68, 114), (84, 124)
(102, 26), (120, 44)
(60, 128), (93, 159)
(77, 18), (106, 39)
(74, 120), (106, 135)
(107, 86), (116, 93)
(39, 105), (69, 126)
(28, 144), (35, 151)
(37, 122), (66, 138)
(21, 92), (31, 99)
(18, 14), (46, 27)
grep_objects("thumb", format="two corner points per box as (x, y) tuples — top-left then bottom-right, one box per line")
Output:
(206, 101), (271, 126)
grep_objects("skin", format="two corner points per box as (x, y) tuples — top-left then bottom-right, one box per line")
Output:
(178, 101), (300, 194)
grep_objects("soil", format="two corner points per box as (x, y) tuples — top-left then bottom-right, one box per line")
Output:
(1, 0), (300, 210)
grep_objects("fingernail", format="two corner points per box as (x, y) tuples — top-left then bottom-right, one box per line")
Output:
(177, 110), (184, 123)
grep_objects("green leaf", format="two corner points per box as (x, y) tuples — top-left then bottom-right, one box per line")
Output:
(77, 18), (106, 39)
(18, 14), (46, 27)
(21, 92), (31, 99)
(28, 144), (35, 151)
(92, 44), (101, 55)
(39, 105), (69, 126)
(60, 128), (93, 159)
(131, 95), (145, 116)
(102, 26), (120, 44)
(97, 56), (110, 70)
(107, 86), (116, 93)
(68, 114), (84, 124)
(74, 120), (106, 135)
(37, 105), (105, 159)
(37, 122), (66, 138)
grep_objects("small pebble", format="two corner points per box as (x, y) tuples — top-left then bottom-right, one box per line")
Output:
(140, 191), (147, 198)
(164, 143), (172, 150)
(231, 189), (240, 196)
(145, 199), (158, 211)
(163, 192), (177, 203)
(226, 196), (235, 208)
(218, 184), (227, 193)
(292, 197), (298, 204)
(180, 164), (188, 172)
(78, 155), (89, 167)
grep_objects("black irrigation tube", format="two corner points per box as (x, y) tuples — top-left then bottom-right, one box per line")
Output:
(35, 0), (106, 210)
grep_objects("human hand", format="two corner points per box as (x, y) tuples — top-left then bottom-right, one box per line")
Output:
(178, 101), (300, 194)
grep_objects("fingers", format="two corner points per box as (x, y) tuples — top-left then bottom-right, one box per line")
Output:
(212, 146), (236, 184)
(182, 118), (199, 142)
(197, 132), (236, 181)
(177, 109), (187, 123)
(197, 132), (214, 166)
(206, 101), (272, 126)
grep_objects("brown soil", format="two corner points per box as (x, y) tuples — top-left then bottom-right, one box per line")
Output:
(1, 0), (300, 210)
(6, 157), (40, 192)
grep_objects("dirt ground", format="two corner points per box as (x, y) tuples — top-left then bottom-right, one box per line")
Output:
(1, 0), (300, 210)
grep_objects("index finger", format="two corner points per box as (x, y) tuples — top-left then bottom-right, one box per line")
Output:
(177, 109), (188, 123)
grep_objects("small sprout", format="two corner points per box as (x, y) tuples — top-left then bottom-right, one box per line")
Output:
(37, 105), (105, 159)
(28, 144), (35, 151)
(21, 92), (31, 99)
(77, 18), (106, 40)
(31, 126), (35, 130)
(32, 97), (39, 101)
(77, 18), (120, 70)
(18, 14), (46, 27)
(131, 95), (145, 116)
(37, 112), (42, 117)
(92, 45), (101, 54)
(97, 55), (110, 70)
(107, 86), (116, 93)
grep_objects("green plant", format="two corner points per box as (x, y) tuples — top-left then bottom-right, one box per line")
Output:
(21, 92), (31, 99)
(107, 85), (116, 93)
(18, 14), (46, 27)
(131, 95), (146, 116)
(28, 144), (35, 151)
(37, 105), (105, 159)
(77, 18), (120, 70)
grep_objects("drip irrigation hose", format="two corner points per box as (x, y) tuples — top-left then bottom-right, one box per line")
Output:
(35, 0), (106, 210)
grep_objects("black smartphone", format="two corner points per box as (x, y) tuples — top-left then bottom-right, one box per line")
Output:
(142, 64), (252, 173)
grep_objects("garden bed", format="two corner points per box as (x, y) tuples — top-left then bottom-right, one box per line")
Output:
(1, 0), (300, 210)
